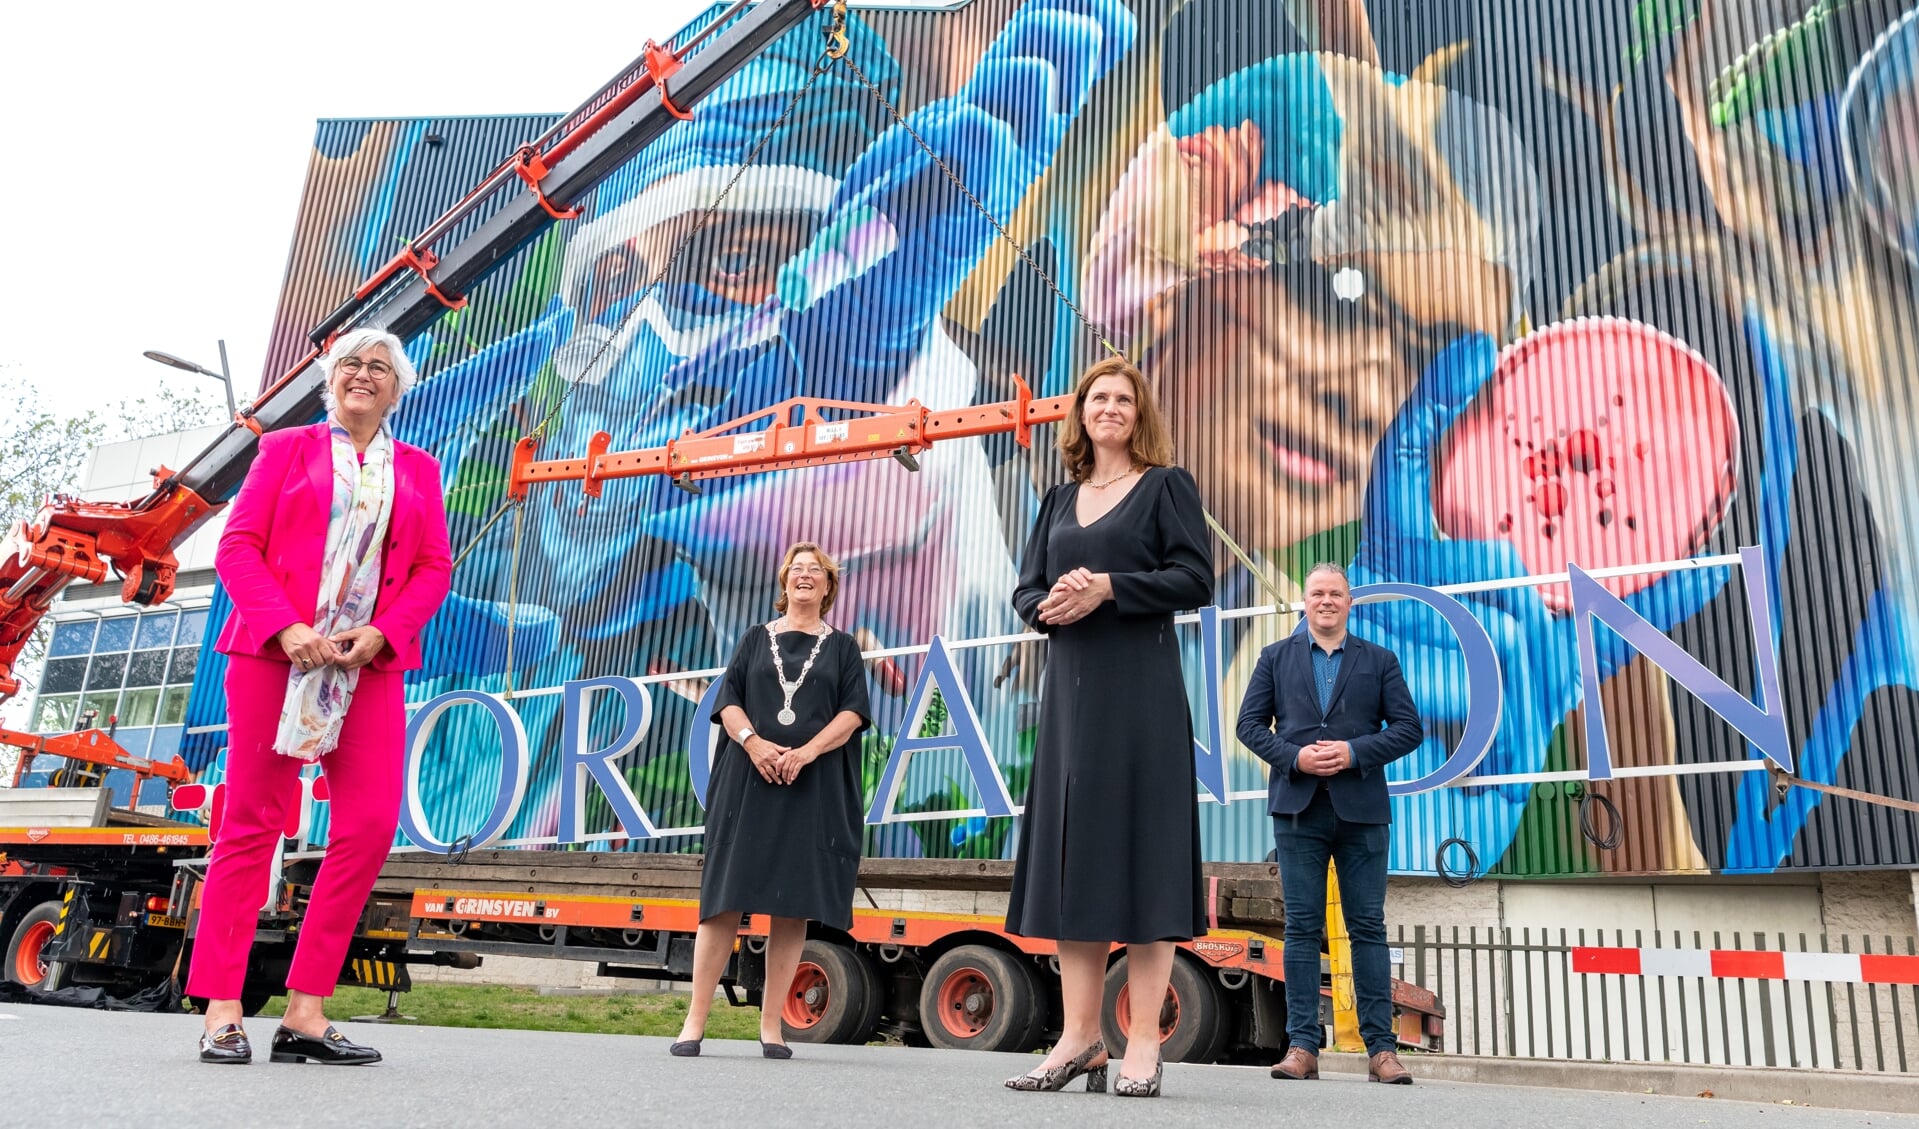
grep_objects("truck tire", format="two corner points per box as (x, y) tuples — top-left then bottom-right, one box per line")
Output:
(5, 901), (62, 990)
(1101, 953), (1230, 1064)
(781, 940), (879, 1045)
(918, 945), (1045, 1053)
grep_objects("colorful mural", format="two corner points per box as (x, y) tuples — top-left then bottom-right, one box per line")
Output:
(186, 0), (1919, 877)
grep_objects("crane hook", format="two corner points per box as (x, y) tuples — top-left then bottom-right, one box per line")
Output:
(825, 0), (850, 59)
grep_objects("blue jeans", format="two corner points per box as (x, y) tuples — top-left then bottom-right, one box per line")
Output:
(1273, 788), (1394, 1055)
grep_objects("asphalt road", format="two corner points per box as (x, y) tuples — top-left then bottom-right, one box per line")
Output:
(2, 1004), (1913, 1129)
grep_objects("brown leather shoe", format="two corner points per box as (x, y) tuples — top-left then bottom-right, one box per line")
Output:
(1368, 1049), (1413, 1084)
(1269, 1047), (1319, 1080)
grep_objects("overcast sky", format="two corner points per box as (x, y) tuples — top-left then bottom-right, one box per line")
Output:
(0, 0), (712, 426)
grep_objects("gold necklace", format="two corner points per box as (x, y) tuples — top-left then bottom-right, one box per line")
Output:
(1086, 467), (1137, 490)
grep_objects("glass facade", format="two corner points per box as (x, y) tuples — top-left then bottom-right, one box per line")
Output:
(22, 608), (208, 804)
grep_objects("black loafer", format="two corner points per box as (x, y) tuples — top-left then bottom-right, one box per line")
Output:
(270, 1024), (382, 1065)
(669, 1039), (702, 1057)
(199, 1023), (252, 1064)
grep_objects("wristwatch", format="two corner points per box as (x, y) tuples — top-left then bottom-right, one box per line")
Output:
(735, 725), (755, 744)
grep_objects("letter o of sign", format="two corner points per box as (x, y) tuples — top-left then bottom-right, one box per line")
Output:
(1348, 582), (1505, 797)
(399, 690), (530, 854)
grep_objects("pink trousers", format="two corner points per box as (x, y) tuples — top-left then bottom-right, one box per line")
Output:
(185, 653), (404, 1000)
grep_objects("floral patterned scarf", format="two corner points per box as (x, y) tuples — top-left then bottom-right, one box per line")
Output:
(274, 421), (395, 761)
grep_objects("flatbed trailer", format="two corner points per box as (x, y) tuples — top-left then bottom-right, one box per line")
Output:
(294, 849), (1443, 1060)
(2, 811), (1441, 1061)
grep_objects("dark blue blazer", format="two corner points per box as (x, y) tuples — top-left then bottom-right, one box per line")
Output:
(1234, 631), (1423, 824)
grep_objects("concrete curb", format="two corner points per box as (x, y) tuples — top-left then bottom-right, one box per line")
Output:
(1316, 1051), (1919, 1114)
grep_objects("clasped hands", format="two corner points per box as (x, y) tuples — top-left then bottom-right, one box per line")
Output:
(743, 736), (819, 786)
(1036, 567), (1112, 626)
(276, 623), (387, 673)
(1295, 740), (1354, 777)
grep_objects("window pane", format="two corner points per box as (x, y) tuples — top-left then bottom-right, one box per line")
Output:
(32, 695), (78, 732)
(157, 688), (190, 727)
(48, 621), (97, 658)
(94, 617), (136, 652)
(149, 725), (184, 760)
(40, 657), (88, 694)
(135, 612), (178, 649)
(79, 691), (119, 727)
(120, 688), (161, 727)
(168, 647), (199, 684)
(176, 609), (209, 647)
(125, 649), (170, 687)
(87, 653), (127, 692)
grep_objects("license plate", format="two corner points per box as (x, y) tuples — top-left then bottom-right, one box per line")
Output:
(146, 913), (187, 929)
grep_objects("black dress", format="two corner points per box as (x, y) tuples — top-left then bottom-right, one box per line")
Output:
(1007, 466), (1215, 943)
(701, 625), (872, 930)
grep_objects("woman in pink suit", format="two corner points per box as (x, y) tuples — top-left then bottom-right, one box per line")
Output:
(189, 327), (451, 1066)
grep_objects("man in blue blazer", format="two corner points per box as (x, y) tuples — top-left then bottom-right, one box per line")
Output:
(1235, 562), (1422, 1085)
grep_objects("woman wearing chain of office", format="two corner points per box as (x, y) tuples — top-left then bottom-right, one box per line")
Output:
(670, 542), (872, 1058)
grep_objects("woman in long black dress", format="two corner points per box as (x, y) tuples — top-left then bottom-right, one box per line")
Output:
(1004, 355), (1213, 1098)
(670, 542), (871, 1059)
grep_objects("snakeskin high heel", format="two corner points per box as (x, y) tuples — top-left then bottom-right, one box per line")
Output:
(1004, 1039), (1108, 1092)
(1113, 1055), (1162, 1098)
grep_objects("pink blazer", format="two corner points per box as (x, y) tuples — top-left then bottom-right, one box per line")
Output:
(215, 422), (452, 673)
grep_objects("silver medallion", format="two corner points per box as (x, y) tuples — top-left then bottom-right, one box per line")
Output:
(767, 620), (832, 734)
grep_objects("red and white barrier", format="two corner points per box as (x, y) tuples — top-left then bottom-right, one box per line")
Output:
(1572, 946), (1919, 985)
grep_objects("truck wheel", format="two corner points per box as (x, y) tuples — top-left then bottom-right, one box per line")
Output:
(1101, 953), (1230, 1063)
(781, 940), (878, 1045)
(918, 945), (1044, 1053)
(5, 901), (62, 990)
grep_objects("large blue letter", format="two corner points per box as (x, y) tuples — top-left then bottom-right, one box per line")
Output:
(1571, 545), (1791, 780)
(1192, 605), (1230, 804)
(558, 677), (660, 843)
(1353, 582), (1506, 796)
(400, 690), (529, 854)
(688, 674), (726, 811)
(866, 635), (1014, 824)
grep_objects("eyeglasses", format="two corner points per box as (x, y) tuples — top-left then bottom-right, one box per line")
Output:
(336, 357), (395, 380)
(788, 564), (827, 576)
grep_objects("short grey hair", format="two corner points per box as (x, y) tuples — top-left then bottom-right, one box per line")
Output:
(1303, 561), (1351, 593)
(319, 328), (418, 418)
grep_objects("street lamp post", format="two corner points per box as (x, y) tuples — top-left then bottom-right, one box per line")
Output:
(141, 341), (239, 421)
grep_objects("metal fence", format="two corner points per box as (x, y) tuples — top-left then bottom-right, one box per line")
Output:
(1393, 926), (1919, 1072)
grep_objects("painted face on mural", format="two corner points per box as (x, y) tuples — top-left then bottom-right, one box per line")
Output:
(578, 209), (822, 325)
(1148, 267), (1413, 555)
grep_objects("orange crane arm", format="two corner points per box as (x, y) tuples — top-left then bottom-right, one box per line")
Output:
(2, 723), (191, 789)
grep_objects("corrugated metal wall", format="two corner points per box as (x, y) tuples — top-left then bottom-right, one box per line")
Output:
(190, 0), (1919, 876)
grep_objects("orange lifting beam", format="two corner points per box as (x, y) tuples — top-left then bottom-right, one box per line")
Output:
(509, 375), (1070, 501)
(3, 724), (191, 791)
